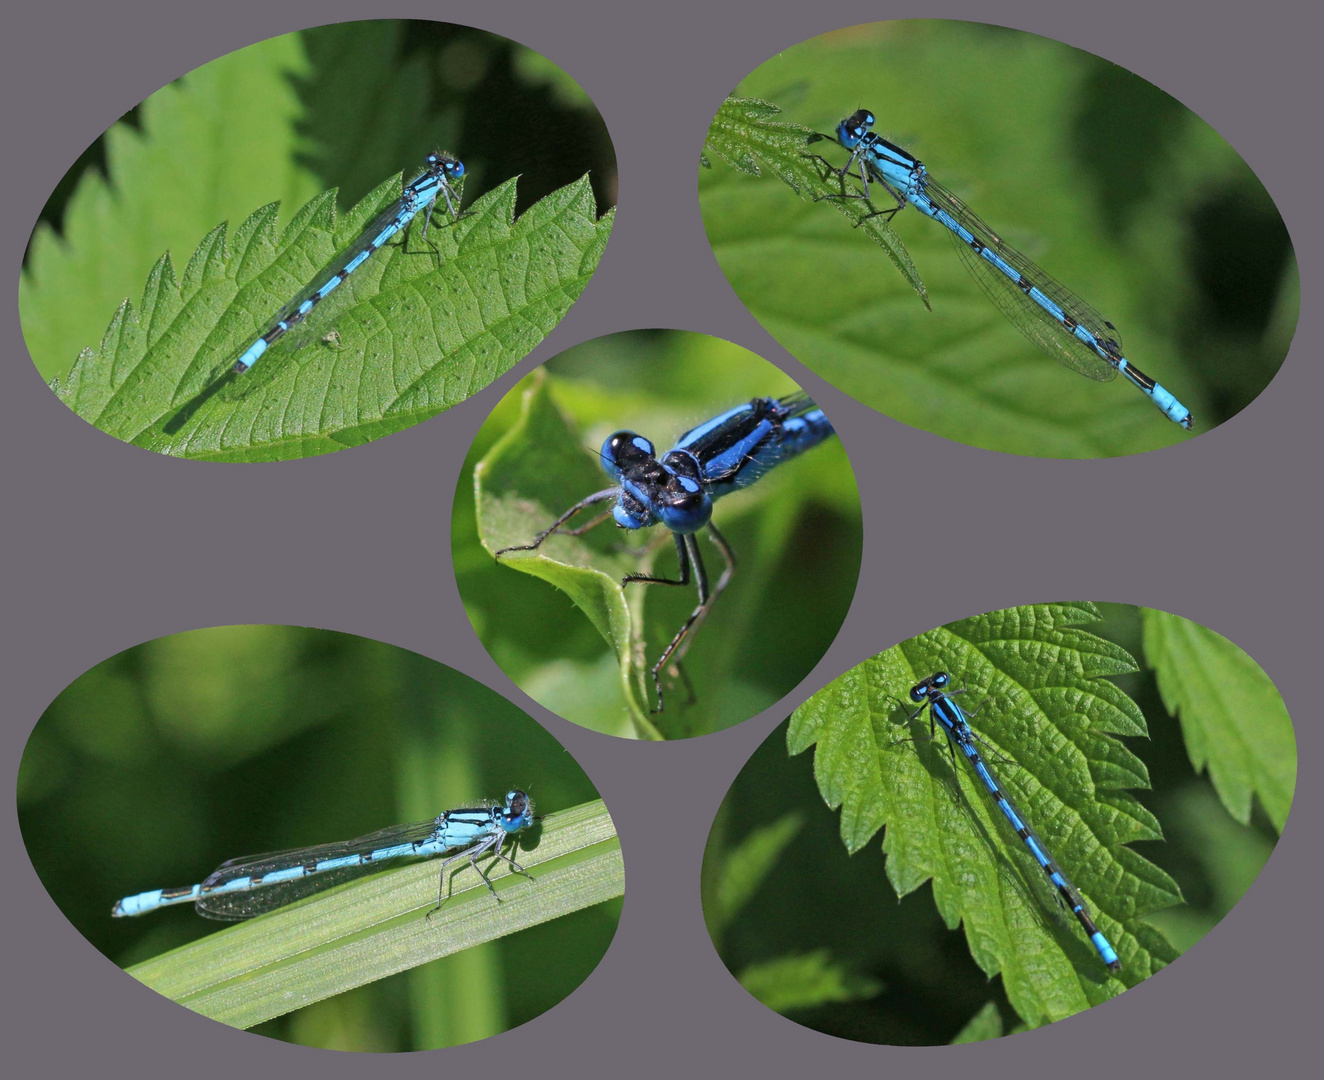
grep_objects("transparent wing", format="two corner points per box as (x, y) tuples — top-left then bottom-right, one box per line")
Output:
(196, 863), (393, 920)
(774, 391), (817, 416)
(923, 176), (1119, 383)
(266, 197), (416, 325)
(195, 818), (443, 920)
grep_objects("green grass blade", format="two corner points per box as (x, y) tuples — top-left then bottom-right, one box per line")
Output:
(124, 799), (621, 1028)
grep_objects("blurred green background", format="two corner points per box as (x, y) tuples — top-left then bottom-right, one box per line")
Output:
(701, 603), (1287, 1044)
(700, 20), (1297, 456)
(22, 19), (617, 383)
(18, 625), (619, 1051)
(453, 330), (863, 738)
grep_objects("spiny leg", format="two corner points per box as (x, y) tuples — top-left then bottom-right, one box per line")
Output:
(663, 524), (738, 708)
(455, 837), (533, 900)
(423, 182), (472, 236)
(428, 835), (496, 918)
(802, 130), (884, 207)
(700, 522), (737, 609)
(408, 191), (474, 263)
(616, 533), (696, 711)
(487, 839), (533, 881)
(426, 835), (533, 919)
(646, 524), (737, 712)
(665, 526), (737, 672)
(806, 147), (907, 226)
(802, 138), (851, 190)
(648, 533), (707, 712)
(557, 509), (616, 538)
(496, 489), (618, 556)
(621, 530), (694, 589)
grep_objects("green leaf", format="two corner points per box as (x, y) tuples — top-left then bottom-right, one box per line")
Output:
(50, 175), (611, 461)
(471, 356), (858, 739)
(21, 33), (322, 384)
(700, 28), (1216, 457)
(706, 811), (804, 934)
(738, 949), (882, 1013)
(950, 1001), (1005, 1044)
(293, 22), (452, 217)
(788, 603), (1182, 1027)
(703, 96), (928, 303)
(124, 799), (620, 1029)
(512, 50), (596, 110)
(1142, 609), (1296, 831)
(475, 368), (654, 734)
(1141, 783), (1276, 955)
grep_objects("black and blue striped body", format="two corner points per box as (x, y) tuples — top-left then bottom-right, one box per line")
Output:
(496, 394), (834, 711)
(822, 110), (1192, 428)
(908, 672), (1122, 972)
(112, 789), (533, 919)
(232, 152), (466, 373)
(607, 393), (834, 533)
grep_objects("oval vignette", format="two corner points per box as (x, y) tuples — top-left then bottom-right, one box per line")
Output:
(18, 624), (623, 1051)
(701, 602), (1294, 1043)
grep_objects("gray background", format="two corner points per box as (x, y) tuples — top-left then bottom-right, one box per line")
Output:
(3, 0), (1315, 1074)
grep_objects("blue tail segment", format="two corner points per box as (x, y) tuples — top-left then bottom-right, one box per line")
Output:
(907, 672), (1122, 973)
(232, 153), (466, 374)
(496, 393), (835, 712)
(818, 110), (1192, 429)
(112, 789), (533, 920)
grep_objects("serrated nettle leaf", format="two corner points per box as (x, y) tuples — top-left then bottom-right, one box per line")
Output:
(20, 32), (319, 385)
(1142, 608), (1296, 832)
(789, 603), (1183, 1025)
(700, 82), (1200, 457)
(52, 173), (611, 462)
(703, 95), (927, 304)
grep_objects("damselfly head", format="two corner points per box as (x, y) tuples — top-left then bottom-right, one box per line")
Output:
(427, 152), (465, 179)
(911, 670), (951, 702)
(838, 109), (876, 148)
(499, 790), (533, 831)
